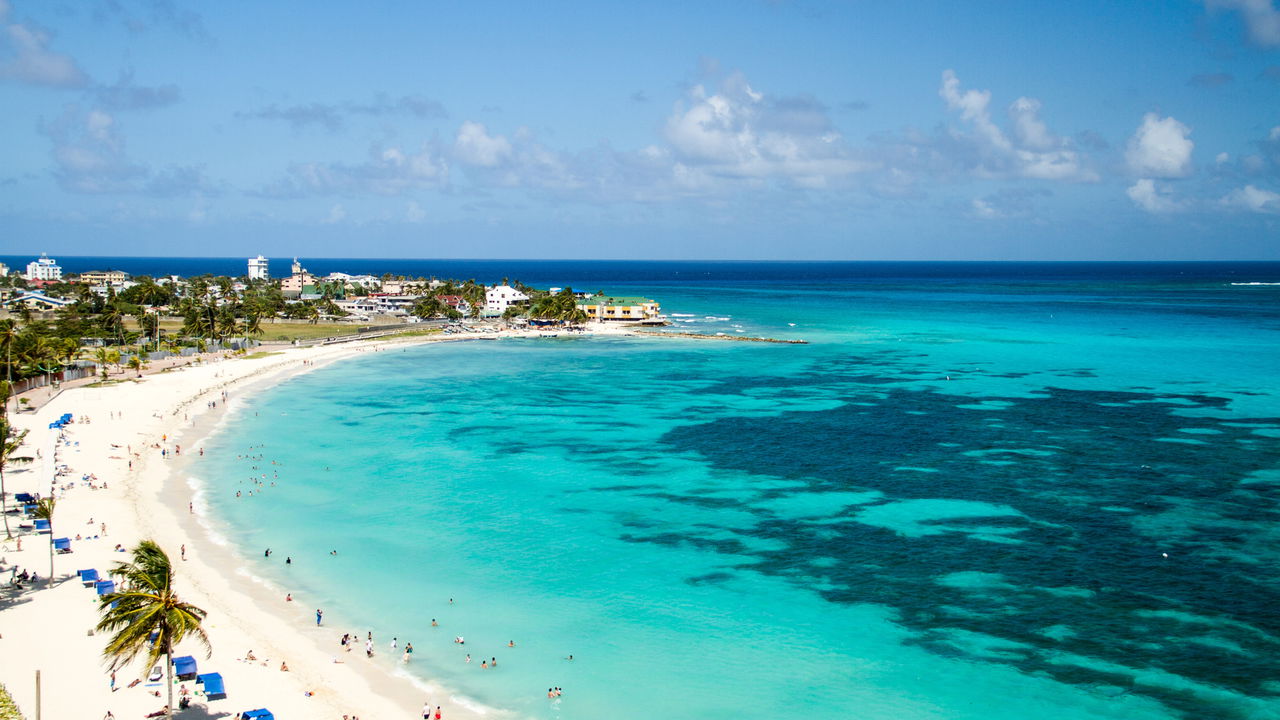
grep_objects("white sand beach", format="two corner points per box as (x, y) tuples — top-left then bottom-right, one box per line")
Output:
(0, 328), (615, 720)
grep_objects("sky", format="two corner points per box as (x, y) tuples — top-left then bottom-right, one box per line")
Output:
(1, 0), (1278, 261)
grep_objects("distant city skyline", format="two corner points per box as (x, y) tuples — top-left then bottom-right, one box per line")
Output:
(1, 0), (1278, 260)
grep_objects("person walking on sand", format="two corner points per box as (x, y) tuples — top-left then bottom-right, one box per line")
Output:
(316, 609), (323, 626)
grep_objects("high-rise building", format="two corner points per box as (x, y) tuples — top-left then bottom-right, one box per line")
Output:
(25, 253), (62, 281)
(248, 255), (270, 280)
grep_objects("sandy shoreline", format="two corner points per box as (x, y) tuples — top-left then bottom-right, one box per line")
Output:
(0, 328), (616, 720)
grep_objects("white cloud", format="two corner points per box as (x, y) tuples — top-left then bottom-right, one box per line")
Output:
(323, 203), (346, 224)
(0, 9), (88, 87)
(405, 200), (426, 222)
(663, 72), (870, 185)
(1216, 152), (1231, 164)
(972, 198), (1001, 219)
(937, 70), (1094, 182)
(1126, 113), (1194, 178)
(454, 121), (512, 168)
(1126, 178), (1183, 213)
(41, 106), (146, 193)
(260, 144), (449, 197)
(1208, 0), (1280, 46)
(1221, 184), (1280, 213)
(1008, 97), (1057, 151)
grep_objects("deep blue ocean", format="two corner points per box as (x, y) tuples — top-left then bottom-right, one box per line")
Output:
(99, 258), (1278, 720)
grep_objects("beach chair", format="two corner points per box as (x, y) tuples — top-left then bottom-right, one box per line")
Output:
(14, 492), (34, 504)
(79, 569), (99, 586)
(147, 664), (163, 682)
(196, 672), (226, 700)
(33, 519), (49, 533)
(173, 655), (198, 680)
(53, 537), (72, 554)
(241, 710), (274, 720)
(95, 579), (115, 595)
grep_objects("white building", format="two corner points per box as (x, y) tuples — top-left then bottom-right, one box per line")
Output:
(485, 284), (529, 314)
(25, 253), (62, 282)
(248, 255), (270, 280)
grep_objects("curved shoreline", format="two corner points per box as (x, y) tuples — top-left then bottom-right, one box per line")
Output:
(1, 333), (535, 720)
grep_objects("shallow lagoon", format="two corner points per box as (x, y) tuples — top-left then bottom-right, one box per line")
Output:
(198, 265), (1280, 719)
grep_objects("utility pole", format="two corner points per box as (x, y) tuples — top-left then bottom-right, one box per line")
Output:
(34, 669), (41, 720)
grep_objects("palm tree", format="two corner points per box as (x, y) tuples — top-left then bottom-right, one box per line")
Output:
(0, 319), (19, 411)
(92, 347), (113, 380)
(98, 540), (210, 717)
(34, 496), (55, 586)
(127, 351), (149, 377)
(0, 409), (31, 539)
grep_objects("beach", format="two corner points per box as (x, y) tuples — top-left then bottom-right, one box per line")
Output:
(0, 330), (581, 720)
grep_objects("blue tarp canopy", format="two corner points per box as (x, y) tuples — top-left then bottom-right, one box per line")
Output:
(79, 569), (99, 584)
(95, 579), (115, 595)
(241, 709), (274, 719)
(173, 655), (197, 679)
(15, 492), (34, 503)
(196, 672), (226, 699)
(52, 537), (70, 551)
(60, 413), (72, 421)
(33, 519), (49, 532)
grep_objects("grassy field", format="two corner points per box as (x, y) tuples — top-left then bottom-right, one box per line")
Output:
(147, 319), (369, 342)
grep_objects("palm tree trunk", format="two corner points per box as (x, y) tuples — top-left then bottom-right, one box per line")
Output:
(47, 519), (54, 587)
(1, 465), (10, 539)
(166, 636), (175, 717)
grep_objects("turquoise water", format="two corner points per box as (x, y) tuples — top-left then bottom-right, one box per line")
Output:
(196, 266), (1280, 720)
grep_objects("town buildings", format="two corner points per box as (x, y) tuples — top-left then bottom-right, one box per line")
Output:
(248, 255), (270, 280)
(25, 254), (62, 282)
(485, 284), (529, 315)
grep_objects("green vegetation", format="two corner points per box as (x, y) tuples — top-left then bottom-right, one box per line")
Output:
(368, 327), (444, 341)
(242, 351), (284, 359)
(0, 382), (32, 539)
(98, 540), (210, 719)
(33, 497), (55, 586)
(0, 683), (26, 720)
(527, 287), (588, 323)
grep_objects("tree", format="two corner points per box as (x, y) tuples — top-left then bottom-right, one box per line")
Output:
(0, 319), (18, 408)
(92, 347), (113, 380)
(98, 540), (210, 718)
(0, 408), (31, 539)
(34, 497), (56, 586)
(127, 352), (149, 378)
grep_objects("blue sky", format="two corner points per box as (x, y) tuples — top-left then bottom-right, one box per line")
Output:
(1, 0), (1278, 260)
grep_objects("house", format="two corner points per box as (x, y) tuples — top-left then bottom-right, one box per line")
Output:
(575, 294), (665, 324)
(437, 295), (470, 314)
(485, 285), (529, 315)
(25, 254), (62, 282)
(8, 292), (75, 310)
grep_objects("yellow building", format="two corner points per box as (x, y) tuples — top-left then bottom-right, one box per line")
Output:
(575, 294), (664, 323)
(78, 270), (130, 285)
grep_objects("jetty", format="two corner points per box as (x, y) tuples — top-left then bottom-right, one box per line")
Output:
(636, 330), (808, 345)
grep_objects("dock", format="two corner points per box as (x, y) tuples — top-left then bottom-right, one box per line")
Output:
(636, 330), (807, 345)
